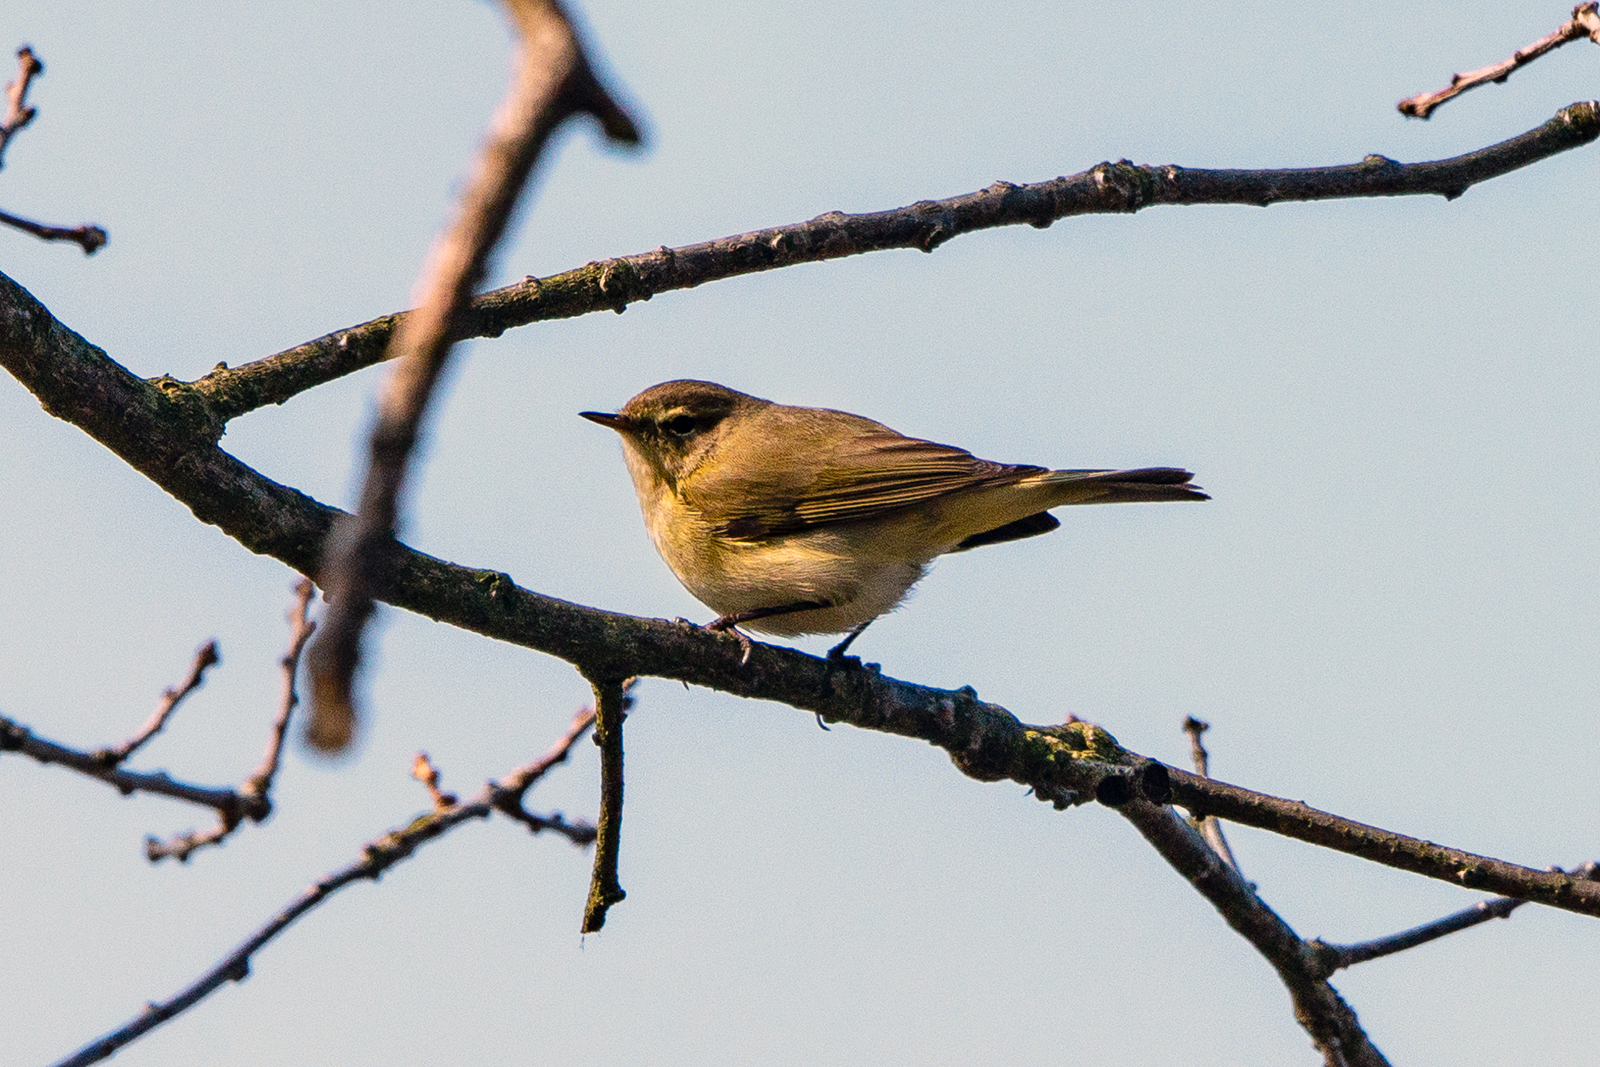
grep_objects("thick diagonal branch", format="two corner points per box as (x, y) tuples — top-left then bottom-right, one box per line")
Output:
(1117, 799), (1391, 1067)
(3, 272), (1599, 920)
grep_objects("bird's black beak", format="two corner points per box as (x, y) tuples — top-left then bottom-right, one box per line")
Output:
(580, 410), (635, 433)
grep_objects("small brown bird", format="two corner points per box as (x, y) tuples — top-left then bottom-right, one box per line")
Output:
(583, 380), (1206, 658)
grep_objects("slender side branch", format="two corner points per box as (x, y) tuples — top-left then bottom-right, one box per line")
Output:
(0, 208), (107, 254)
(100, 642), (221, 764)
(0, 713), (249, 811)
(51, 704), (597, 1067)
(145, 580), (317, 862)
(189, 102), (1600, 420)
(242, 578), (316, 797)
(306, 0), (641, 752)
(1307, 861), (1599, 977)
(491, 702), (599, 829)
(1181, 715), (1241, 872)
(581, 676), (631, 932)
(98, 643), (219, 763)
(1399, 5), (1600, 120)
(1163, 768), (1600, 913)
(57, 805), (488, 1067)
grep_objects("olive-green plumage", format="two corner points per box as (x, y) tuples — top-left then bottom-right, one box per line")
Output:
(583, 380), (1206, 640)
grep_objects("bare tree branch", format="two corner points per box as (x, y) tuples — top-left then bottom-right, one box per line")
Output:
(1399, 4), (1600, 120)
(186, 102), (1600, 421)
(1306, 861), (1600, 977)
(2, 271), (1598, 919)
(306, 0), (642, 753)
(491, 702), (598, 823)
(0, 581), (312, 861)
(1115, 797), (1391, 1067)
(0, 712), (251, 811)
(0, 47), (109, 254)
(0, 208), (107, 254)
(145, 580), (316, 862)
(49, 703), (597, 1067)
(1181, 715), (1241, 872)
(581, 675), (631, 932)
(1162, 768), (1595, 911)
(240, 579), (316, 797)
(99, 641), (220, 765)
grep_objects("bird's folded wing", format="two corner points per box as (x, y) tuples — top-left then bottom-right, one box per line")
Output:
(691, 421), (1046, 541)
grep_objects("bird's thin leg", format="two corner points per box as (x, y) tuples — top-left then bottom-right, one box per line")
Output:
(826, 621), (872, 663)
(810, 621), (875, 731)
(706, 600), (830, 665)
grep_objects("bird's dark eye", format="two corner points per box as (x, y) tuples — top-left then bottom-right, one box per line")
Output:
(662, 414), (699, 437)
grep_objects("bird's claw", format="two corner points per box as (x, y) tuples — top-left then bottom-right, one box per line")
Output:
(705, 616), (755, 664)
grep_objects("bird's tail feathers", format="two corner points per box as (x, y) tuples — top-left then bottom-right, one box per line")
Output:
(1030, 466), (1209, 504)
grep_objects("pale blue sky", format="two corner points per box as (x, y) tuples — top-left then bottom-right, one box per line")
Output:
(3, 3), (1596, 1065)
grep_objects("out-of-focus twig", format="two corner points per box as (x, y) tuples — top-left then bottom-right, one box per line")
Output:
(1399, 4), (1600, 119)
(0, 45), (42, 168)
(100, 642), (220, 765)
(51, 701), (598, 1067)
(581, 676), (632, 932)
(411, 752), (459, 809)
(145, 579), (317, 862)
(1181, 716), (1241, 872)
(306, 0), (641, 753)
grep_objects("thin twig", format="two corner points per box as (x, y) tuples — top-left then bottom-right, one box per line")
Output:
(1158, 767), (1600, 914)
(240, 579), (316, 796)
(1399, 4), (1600, 119)
(145, 580), (316, 862)
(306, 0), (641, 752)
(189, 101), (1600, 421)
(1181, 715), (1241, 871)
(0, 714), (248, 810)
(51, 704), (598, 1067)
(489, 704), (602, 845)
(411, 752), (459, 809)
(0, 208), (107, 254)
(98, 642), (221, 764)
(581, 675), (632, 932)
(1306, 861), (1599, 977)
(0, 45), (42, 169)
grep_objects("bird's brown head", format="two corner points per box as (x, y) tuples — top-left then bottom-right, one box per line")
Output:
(581, 380), (767, 486)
